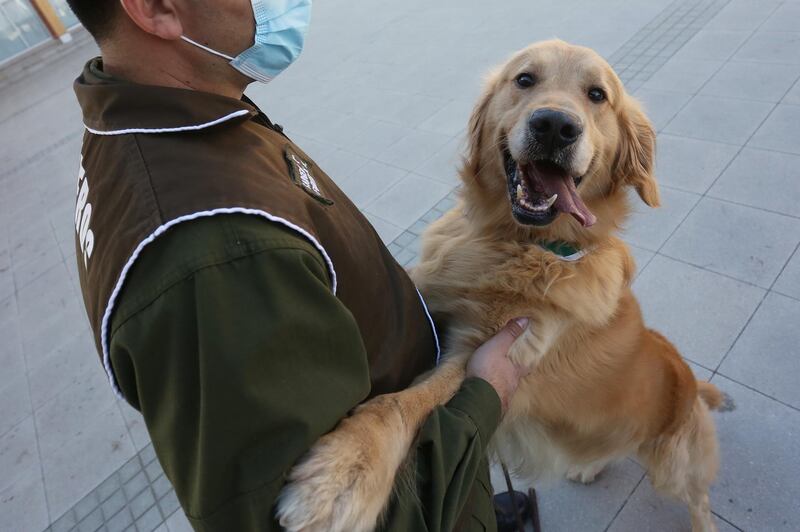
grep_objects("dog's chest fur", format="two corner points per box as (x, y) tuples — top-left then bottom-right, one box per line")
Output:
(415, 210), (634, 343)
(415, 209), (642, 478)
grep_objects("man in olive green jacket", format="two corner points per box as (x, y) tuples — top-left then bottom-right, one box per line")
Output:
(67, 0), (531, 530)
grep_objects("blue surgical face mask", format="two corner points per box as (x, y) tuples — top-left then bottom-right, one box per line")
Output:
(182, 0), (312, 84)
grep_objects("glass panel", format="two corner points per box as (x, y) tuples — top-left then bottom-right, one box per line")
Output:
(0, 0), (50, 63)
(49, 0), (78, 28)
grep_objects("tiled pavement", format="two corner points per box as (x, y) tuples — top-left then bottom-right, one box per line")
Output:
(1, 0), (799, 530)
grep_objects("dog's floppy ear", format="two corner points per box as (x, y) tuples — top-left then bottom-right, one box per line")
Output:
(464, 73), (499, 179)
(615, 96), (660, 207)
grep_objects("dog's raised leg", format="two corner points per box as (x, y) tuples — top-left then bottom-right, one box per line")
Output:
(276, 352), (470, 532)
(641, 399), (720, 532)
(688, 491), (717, 532)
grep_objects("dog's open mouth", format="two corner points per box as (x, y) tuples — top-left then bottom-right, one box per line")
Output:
(504, 148), (597, 227)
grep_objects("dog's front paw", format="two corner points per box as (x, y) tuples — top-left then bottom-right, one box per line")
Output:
(277, 397), (407, 532)
(566, 462), (606, 485)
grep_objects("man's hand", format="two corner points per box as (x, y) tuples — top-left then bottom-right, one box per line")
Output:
(467, 318), (531, 414)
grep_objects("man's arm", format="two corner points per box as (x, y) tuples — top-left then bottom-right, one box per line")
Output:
(108, 216), (505, 530)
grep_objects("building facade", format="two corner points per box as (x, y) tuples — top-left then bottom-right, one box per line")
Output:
(1, 0), (78, 65)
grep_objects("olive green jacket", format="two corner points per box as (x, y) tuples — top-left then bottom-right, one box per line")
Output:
(109, 214), (500, 531)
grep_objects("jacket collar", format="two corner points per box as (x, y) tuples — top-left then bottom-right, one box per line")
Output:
(74, 58), (258, 135)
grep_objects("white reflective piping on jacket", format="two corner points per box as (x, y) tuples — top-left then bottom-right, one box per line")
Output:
(100, 208), (338, 399)
(416, 288), (442, 365)
(84, 109), (251, 136)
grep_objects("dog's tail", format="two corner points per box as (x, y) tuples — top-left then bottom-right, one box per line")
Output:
(697, 381), (735, 412)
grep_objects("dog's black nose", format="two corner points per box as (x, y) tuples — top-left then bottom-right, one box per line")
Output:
(529, 109), (583, 151)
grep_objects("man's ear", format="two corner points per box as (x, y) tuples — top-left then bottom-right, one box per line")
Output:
(615, 96), (660, 207)
(464, 71), (499, 181)
(119, 0), (183, 40)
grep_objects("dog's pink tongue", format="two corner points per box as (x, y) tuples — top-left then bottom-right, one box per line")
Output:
(531, 162), (597, 227)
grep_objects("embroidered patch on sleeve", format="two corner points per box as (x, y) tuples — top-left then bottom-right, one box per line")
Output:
(284, 145), (334, 205)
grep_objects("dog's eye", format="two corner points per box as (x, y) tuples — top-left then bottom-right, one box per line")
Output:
(588, 87), (606, 103)
(515, 73), (536, 89)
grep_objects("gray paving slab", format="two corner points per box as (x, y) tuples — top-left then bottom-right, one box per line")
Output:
(286, 135), (336, 165)
(36, 368), (135, 517)
(14, 261), (77, 320)
(335, 159), (409, 208)
(719, 292), (800, 409)
(105, 507), (134, 532)
(0, 260), (12, 302)
(101, 487), (126, 519)
(662, 196), (800, 288)
(339, 118), (413, 156)
(688, 360), (715, 383)
(77, 505), (103, 532)
(634, 88), (694, 131)
(704, 0), (782, 31)
(365, 174), (452, 229)
(700, 61), (800, 102)
(784, 78), (800, 105)
(0, 315), (25, 394)
(633, 254), (764, 369)
(655, 134), (740, 194)
(0, 415), (39, 494)
(709, 147), (800, 217)
(0, 372), (32, 438)
(157, 489), (181, 521)
(773, 248), (800, 300)
(418, 98), (474, 138)
(360, 92), (452, 131)
(709, 375), (800, 531)
(50, 509), (77, 532)
(663, 95), (775, 145)
(21, 311), (88, 388)
(375, 129), (455, 173)
(311, 148), (370, 186)
(283, 106), (352, 148)
(129, 486), (156, 519)
(672, 29), (752, 61)
(137, 503), (163, 531)
(12, 246), (64, 293)
(749, 103), (800, 155)
(0, 86), (84, 174)
(0, 471), (49, 532)
(642, 58), (723, 93)
(761, 1), (800, 32)
(0, 36), (98, 124)
(630, 246), (656, 278)
(734, 31), (800, 65)
(608, 479), (739, 532)
(622, 186), (701, 251)
(534, 460), (646, 532)
(414, 137), (464, 187)
(365, 213), (404, 244)
(27, 326), (94, 410)
(164, 510), (192, 532)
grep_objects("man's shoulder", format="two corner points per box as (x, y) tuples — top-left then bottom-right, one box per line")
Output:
(113, 213), (327, 322)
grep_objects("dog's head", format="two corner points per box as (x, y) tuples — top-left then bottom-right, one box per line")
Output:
(463, 40), (659, 236)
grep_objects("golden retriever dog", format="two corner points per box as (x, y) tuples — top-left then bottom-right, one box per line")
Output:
(277, 40), (725, 532)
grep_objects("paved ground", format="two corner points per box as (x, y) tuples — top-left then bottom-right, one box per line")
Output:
(1, 0), (799, 530)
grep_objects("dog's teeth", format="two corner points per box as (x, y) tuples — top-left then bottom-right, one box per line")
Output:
(546, 194), (558, 208)
(516, 184), (524, 201)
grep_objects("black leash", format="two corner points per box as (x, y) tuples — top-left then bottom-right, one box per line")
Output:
(499, 461), (542, 532)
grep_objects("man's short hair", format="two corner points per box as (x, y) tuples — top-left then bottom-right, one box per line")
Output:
(66, 0), (118, 41)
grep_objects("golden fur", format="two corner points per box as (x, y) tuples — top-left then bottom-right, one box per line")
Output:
(277, 40), (723, 532)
